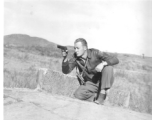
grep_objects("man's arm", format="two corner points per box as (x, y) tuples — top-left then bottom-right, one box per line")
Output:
(96, 50), (119, 66)
(95, 61), (108, 72)
(62, 55), (77, 74)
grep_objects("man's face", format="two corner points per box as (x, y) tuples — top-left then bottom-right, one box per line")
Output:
(74, 42), (87, 57)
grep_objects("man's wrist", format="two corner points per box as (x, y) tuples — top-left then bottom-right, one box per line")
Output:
(62, 58), (68, 66)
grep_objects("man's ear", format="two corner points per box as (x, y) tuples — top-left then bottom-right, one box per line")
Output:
(84, 46), (87, 51)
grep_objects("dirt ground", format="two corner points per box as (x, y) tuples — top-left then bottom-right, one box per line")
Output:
(4, 88), (152, 120)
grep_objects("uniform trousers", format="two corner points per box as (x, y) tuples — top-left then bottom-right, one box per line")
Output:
(74, 66), (114, 102)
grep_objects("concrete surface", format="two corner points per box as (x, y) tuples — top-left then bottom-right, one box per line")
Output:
(4, 88), (152, 120)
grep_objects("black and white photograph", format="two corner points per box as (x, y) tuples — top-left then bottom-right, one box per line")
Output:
(3, 0), (152, 120)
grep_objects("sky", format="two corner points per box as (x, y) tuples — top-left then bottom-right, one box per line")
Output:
(4, 0), (152, 57)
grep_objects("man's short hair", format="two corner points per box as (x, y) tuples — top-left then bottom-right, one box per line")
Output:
(74, 38), (88, 47)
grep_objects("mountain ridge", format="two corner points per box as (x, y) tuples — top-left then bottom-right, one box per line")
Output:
(4, 34), (75, 51)
(4, 34), (56, 47)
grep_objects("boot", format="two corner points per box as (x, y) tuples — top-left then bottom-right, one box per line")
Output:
(94, 93), (106, 105)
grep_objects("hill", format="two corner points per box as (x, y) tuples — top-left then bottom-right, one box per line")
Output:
(4, 34), (74, 58)
(4, 34), (152, 72)
(4, 34), (55, 47)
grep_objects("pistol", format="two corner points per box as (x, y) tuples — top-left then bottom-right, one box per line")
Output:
(57, 45), (68, 52)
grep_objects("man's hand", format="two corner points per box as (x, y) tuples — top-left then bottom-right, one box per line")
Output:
(62, 50), (68, 62)
(95, 61), (108, 72)
(62, 50), (67, 57)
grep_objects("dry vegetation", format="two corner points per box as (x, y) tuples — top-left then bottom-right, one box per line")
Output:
(3, 34), (152, 115)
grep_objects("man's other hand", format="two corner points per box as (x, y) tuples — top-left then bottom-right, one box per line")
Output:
(95, 61), (108, 72)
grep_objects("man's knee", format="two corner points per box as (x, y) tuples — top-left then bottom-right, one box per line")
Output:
(103, 66), (113, 73)
(74, 89), (83, 100)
